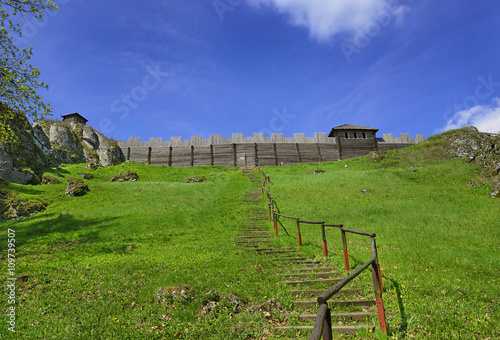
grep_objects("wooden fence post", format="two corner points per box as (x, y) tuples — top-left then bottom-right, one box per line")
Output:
(273, 211), (278, 236)
(210, 145), (214, 166)
(296, 219), (302, 246)
(191, 145), (194, 167)
(341, 229), (350, 271)
(321, 223), (328, 257)
(371, 237), (387, 334)
(323, 306), (333, 340)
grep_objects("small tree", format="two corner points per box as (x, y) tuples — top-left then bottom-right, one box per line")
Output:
(0, 0), (58, 144)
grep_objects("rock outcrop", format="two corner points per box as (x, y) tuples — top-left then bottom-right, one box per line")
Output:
(65, 178), (89, 196)
(0, 113), (125, 184)
(442, 126), (500, 178)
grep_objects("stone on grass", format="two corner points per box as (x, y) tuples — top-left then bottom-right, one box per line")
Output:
(65, 178), (89, 196)
(83, 163), (99, 170)
(110, 170), (138, 182)
(78, 172), (94, 180)
(155, 285), (195, 307)
(249, 298), (287, 315)
(184, 177), (207, 183)
(41, 174), (61, 184)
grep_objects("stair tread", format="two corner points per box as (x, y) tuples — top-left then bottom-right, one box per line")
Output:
(276, 325), (376, 334)
(280, 272), (342, 278)
(288, 289), (363, 296)
(284, 279), (342, 285)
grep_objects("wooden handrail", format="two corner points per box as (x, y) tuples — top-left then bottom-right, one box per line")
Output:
(317, 256), (376, 304)
(341, 228), (375, 237)
(253, 166), (387, 337)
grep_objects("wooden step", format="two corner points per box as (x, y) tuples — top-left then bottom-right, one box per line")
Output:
(298, 312), (377, 322)
(279, 261), (322, 266)
(280, 272), (341, 279)
(260, 250), (298, 255)
(238, 232), (269, 236)
(294, 299), (376, 310)
(288, 267), (341, 273)
(288, 289), (363, 297)
(276, 325), (375, 335)
(235, 240), (270, 245)
(285, 278), (342, 287)
(236, 235), (272, 240)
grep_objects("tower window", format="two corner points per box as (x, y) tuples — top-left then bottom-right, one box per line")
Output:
(362, 133), (367, 139)
(353, 132), (358, 139)
(344, 132), (349, 139)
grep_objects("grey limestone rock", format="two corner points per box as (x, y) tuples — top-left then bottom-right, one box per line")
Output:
(0, 114), (125, 184)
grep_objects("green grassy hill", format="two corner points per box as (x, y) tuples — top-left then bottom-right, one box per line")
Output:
(1, 128), (499, 339)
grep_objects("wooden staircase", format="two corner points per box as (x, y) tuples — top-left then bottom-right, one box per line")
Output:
(240, 169), (380, 337)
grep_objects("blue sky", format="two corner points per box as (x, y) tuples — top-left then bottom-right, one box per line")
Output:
(16, 0), (500, 141)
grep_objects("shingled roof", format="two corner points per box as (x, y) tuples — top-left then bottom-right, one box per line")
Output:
(61, 112), (88, 123)
(328, 124), (379, 137)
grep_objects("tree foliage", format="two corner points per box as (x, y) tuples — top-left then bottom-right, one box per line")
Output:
(0, 0), (57, 144)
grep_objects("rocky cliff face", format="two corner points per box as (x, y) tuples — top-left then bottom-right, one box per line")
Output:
(442, 126), (500, 177)
(0, 113), (125, 184)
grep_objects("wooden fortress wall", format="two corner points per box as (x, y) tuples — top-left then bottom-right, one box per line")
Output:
(118, 132), (424, 167)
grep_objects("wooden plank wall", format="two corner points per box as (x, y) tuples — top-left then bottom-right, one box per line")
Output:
(123, 142), (378, 167)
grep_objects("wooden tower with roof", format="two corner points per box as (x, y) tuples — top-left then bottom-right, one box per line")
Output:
(328, 124), (379, 160)
(61, 113), (88, 125)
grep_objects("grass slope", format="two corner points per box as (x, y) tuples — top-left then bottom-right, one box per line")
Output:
(1, 163), (291, 339)
(262, 141), (499, 339)
(1, 131), (499, 339)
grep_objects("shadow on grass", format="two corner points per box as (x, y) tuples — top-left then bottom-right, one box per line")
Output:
(9, 213), (120, 251)
(387, 277), (408, 338)
(5, 183), (46, 196)
(271, 199), (291, 236)
(44, 167), (71, 178)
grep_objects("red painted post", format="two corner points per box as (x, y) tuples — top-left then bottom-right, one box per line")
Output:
(274, 212), (278, 236)
(268, 204), (272, 221)
(377, 264), (384, 292)
(259, 167), (261, 175)
(372, 237), (384, 292)
(341, 229), (350, 271)
(321, 223), (328, 257)
(296, 219), (302, 246)
(371, 237), (387, 334)
(376, 297), (388, 334)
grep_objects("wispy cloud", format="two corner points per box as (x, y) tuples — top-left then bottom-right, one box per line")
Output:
(247, 0), (409, 42)
(442, 98), (500, 133)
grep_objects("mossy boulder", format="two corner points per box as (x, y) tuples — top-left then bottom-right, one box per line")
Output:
(78, 172), (94, 180)
(65, 178), (89, 196)
(110, 170), (138, 182)
(41, 174), (61, 184)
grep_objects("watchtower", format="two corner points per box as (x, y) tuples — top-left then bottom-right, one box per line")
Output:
(61, 113), (88, 125)
(328, 124), (379, 160)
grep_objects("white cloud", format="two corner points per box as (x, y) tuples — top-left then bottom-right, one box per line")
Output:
(442, 98), (500, 134)
(247, 0), (409, 42)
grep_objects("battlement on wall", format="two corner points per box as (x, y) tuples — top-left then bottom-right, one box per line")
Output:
(117, 132), (424, 148)
(378, 133), (425, 144)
